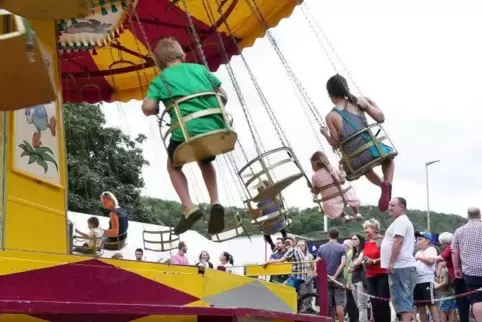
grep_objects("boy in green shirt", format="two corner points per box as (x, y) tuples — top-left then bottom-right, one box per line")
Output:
(142, 37), (227, 235)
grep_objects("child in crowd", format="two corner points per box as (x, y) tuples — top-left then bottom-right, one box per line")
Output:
(435, 261), (457, 322)
(142, 37), (229, 235)
(310, 151), (362, 221)
(73, 216), (104, 253)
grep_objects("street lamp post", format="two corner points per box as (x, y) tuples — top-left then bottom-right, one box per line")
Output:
(425, 160), (440, 231)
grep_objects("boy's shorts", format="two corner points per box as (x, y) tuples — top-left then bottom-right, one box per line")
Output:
(168, 139), (215, 168)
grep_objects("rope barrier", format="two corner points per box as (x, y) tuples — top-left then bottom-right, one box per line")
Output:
(327, 275), (482, 304)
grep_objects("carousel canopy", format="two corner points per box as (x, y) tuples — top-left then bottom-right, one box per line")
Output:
(59, 0), (299, 104)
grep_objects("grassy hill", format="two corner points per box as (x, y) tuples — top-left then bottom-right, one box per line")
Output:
(141, 197), (467, 240)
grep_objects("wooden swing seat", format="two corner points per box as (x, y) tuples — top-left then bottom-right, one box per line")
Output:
(252, 174), (302, 203)
(0, 11), (56, 111)
(160, 91), (237, 168)
(211, 215), (244, 242)
(337, 123), (398, 181)
(173, 130), (237, 167)
(0, 0), (90, 20)
(313, 182), (352, 203)
(238, 147), (305, 203)
(250, 210), (283, 226)
(143, 227), (180, 252)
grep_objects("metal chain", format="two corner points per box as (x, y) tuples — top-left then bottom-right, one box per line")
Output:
(301, 1), (362, 96)
(215, 0), (293, 152)
(202, 0), (264, 159)
(244, 0), (325, 129)
(246, 0), (353, 207)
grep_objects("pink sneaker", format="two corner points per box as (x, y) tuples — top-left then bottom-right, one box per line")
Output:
(378, 181), (391, 212)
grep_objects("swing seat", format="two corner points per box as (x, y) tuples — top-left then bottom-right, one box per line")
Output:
(71, 235), (102, 256)
(313, 183), (352, 203)
(258, 218), (291, 235)
(0, 12), (56, 111)
(250, 210), (283, 225)
(102, 232), (127, 250)
(160, 92), (237, 168)
(0, 0), (90, 20)
(238, 147), (305, 203)
(211, 214), (244, 242)
(337, 123), (398, 181)
(142, 225), (180, 252)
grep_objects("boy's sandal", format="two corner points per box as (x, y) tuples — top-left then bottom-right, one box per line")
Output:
(208, 203), (225, 234)
(174, 206), (204, 235)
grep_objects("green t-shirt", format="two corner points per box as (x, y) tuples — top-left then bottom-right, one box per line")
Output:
(146, 63), (226, 142)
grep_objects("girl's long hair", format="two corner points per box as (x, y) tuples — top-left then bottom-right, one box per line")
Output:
(221, 251), (234, 265)
(352, 233), (365, 260)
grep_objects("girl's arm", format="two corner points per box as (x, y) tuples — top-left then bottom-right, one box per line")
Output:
(359, 97), (385, 123)
(351, 251), (364, 268)
(321, 113), (340, 147)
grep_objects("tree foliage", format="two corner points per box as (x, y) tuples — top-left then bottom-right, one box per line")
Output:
(65, 103), (467, 239)
(140, 197), (467, 239)
(65, 103), (150, 221)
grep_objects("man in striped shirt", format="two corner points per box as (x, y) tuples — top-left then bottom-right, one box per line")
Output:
(452, 206), (482, 322)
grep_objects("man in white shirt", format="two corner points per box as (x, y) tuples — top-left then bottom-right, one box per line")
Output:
(414, 231), (440, 322)
(380, 197), (417, 322)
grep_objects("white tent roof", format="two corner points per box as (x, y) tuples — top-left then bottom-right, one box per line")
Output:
(68, 211), (279, 268)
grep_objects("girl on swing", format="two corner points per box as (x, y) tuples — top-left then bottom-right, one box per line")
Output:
(141, 37), (227, 235)
(320, 74), (395, 212)
(311, 150), (362, 222)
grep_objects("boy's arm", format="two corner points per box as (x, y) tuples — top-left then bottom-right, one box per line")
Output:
(142, 80), (162, 116)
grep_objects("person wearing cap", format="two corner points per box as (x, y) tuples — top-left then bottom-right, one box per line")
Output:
(414, 231), (440, 322)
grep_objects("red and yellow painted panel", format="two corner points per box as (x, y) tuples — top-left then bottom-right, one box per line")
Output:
(3, 19), (68, 254)
(0, 250), (297, 309)
(59, 0), (300, 104)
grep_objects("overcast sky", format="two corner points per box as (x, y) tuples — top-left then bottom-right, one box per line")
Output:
(102, 0), (482, 217)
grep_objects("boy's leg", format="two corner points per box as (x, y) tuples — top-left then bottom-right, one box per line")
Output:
(264, 234), (275, 251)
(281, 229), (288, 240)
(167, 140), (203, 235)
(198, 158), (225, 234)
(167, 159), (195, 212)
(197, 160), (219, 204)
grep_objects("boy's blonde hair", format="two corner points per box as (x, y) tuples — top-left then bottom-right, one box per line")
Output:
(154, 37), (185, 68)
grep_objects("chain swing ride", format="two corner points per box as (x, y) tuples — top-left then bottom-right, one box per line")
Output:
(0, 0), (399, 253)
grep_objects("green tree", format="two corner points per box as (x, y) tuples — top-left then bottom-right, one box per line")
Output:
(64, 103), (151, 222)
(139, 198), (468, 240)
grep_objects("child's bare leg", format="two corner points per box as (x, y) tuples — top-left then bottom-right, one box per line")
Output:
(381, 158), (395, 183)
(197, 161), (219, 204)
(350, 205), (359, 214)
(364, 169), (382, 187)
(167, 160), (195, 213)
(350, 204), (363, 220)
(198, 160), (225, 234)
